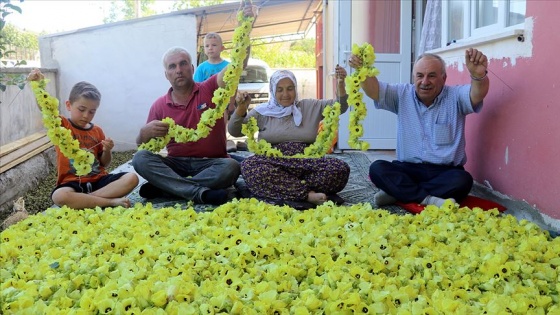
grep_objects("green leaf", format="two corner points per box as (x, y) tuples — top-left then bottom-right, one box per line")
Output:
(4, 4), (23, 14)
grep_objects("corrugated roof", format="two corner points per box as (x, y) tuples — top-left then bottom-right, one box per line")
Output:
(175, 0), (322, 45)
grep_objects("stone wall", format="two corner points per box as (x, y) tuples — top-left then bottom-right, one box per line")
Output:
(0, 147), (56, 216)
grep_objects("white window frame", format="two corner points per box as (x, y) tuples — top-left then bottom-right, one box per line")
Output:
(440, 0), (525, 48)
(470, 0), (508, 37)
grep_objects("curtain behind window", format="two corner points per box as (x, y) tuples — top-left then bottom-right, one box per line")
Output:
(418, 0), (442, 57)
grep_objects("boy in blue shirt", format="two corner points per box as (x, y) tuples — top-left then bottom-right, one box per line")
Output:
(194, 33), (229, 82)
(194, 32), (246, 160)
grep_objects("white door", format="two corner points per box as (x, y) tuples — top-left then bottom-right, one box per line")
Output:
(337, 0), (412, 150)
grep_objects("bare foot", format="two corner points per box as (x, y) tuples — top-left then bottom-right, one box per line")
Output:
(307, 191), (327, 205)
(111, 197), (131, 208)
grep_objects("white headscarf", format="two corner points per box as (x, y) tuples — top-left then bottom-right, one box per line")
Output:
(253, 70), (303, 126)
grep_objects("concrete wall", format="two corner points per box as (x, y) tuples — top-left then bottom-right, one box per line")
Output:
(39, 14), (198, 151)
(0, 69), (57, 146)
(0, 148), (56, 215)
(440, 2), (560, 220)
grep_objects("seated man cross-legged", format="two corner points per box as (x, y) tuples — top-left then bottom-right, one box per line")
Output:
(132, 4), (256, 206)
(349, 48), (490, 207)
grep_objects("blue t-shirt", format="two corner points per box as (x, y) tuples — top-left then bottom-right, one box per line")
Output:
(194, 60), (229, 82)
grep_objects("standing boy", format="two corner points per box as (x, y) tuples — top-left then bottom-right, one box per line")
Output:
(194, 33), (249, 158)
(194, 33), (229, 82)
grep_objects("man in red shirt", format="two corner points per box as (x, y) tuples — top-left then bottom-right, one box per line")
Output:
(132, 2), (256, 205)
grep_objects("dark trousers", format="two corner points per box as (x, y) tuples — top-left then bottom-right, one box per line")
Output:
(369, 160), (473, 203)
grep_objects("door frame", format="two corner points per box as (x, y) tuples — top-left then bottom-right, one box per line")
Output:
(335, 0), (413, 151)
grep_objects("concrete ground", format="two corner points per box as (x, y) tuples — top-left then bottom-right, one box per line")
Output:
(362, 150), (560, 236)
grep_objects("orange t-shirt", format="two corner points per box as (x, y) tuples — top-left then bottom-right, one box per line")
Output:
(55, 116), (108, 185)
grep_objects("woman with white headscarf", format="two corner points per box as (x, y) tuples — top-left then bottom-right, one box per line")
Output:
(228, 68), (350, 207)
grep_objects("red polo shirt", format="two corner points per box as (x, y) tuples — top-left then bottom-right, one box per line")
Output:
(146, 75), (227, 158)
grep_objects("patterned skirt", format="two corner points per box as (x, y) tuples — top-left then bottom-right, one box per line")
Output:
(240, 142), (350, 201)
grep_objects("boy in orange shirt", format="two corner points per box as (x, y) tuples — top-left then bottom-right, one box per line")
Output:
(28, 69), (138, 209)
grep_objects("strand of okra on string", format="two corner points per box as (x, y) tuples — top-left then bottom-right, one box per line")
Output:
(76, 138), (139, 189)
(139, 8), (254, 152)
(86, 139), (138, 150)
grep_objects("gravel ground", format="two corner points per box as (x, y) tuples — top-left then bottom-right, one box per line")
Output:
(21, 150), (136, 215)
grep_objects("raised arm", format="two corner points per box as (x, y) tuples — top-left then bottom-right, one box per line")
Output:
(334, 65), (350, 113)
(228, 91), (251, 137)
(348, 54), (380, 101)
(465, 48), (490, 107)
(335, 64), (348, 98)
(217, 3), (258, 88)
(27, 69), (46, 110)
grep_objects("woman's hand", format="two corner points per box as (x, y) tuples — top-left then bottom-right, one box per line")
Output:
(235, 91), (251, 116)
(335, 64), (348, 96)
(335, 64), (347, 83)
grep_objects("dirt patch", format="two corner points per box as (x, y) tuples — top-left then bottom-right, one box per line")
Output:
(0, 150), (135, 227)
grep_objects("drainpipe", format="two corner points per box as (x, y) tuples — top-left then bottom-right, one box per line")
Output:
(322, 0), (327, 100)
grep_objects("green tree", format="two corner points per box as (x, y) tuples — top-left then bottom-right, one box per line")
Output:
(290, 38), (315, 54)
(104, 0), (158, 24)
(0, 0), (26, 91)
(103, 0), (226, 23)
(243, 40), (316, 68)
(3, 24), (39, 50)
(172, 0), (224, 11)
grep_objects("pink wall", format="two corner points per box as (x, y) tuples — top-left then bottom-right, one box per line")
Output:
(446, 2), (560, 219)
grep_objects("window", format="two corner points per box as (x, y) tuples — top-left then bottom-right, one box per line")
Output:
(240, 65), (269, 83)
(507, 0), (526, 26)
(442, 0), (525, 45)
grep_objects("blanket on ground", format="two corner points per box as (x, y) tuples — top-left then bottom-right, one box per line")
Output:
(122, 151), (502, 214)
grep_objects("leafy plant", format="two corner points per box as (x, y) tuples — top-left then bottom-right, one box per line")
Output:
(172, 0), (224, 10)
(104, 0), (157, 23)
(0, 0), (26, 92)
(224, 40), (316, 68)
